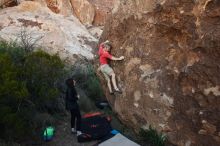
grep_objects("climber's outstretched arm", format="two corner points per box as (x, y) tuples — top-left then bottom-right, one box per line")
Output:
(111, 56), (125, 61)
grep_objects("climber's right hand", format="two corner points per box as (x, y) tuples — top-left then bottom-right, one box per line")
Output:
(104, 40), (110, 44)
(119, 56), (125, 60)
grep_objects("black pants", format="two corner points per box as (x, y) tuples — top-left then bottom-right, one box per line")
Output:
(70, 108), (81, 131)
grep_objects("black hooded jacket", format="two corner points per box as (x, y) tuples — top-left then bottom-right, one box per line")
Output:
(65, 79), (79, 110)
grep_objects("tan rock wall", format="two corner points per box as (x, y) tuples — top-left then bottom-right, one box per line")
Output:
(100, 0), (220, 145)
(0, 1), (97, 62)
(88, 0), (119, 26)
(17, 0), (73, 16)
(70, 0), (95, 25)
(3, 0), (118, 26)
(0, 0), (17, 8)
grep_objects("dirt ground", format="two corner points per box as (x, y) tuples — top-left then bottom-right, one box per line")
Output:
(43, 114), (97, 146)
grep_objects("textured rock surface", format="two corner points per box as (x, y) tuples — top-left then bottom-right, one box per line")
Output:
(45, 0), (73, 16)
(0, 1), (97, 62)
(70, 0), (95, 25)
(70, 0), (119, 25)
(0, 0), (11, 6)
(8, 0), (119, 26)
(88, 0), (120, 26)
(0, 0), (17, 8)
(100, 0), (220, 145)
(17, 0), (74, 16)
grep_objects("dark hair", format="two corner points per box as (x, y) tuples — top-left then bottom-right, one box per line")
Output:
(66, 78), (74, 88)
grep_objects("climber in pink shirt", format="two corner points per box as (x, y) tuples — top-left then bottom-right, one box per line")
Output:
(98, 40), (124, 94)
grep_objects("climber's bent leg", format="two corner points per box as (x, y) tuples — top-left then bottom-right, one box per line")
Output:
(107, 77), (113, 93)
(110, 72), (120, 92)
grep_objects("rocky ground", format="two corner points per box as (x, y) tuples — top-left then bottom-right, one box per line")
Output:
(44, 114), (97, 146)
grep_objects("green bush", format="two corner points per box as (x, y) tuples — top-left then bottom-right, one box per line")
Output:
(0, 41), (66, 140)
(0, 41), (25, 60)
(72, 61), (104, 101)
(23, 50), (65, 112)
(0, 53), (29, 139)
(139, 126), (167, 146)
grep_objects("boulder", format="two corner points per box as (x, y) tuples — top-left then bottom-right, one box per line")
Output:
(88, 0), (120, 26)
(45, 0), (73, 16)
(70, 0), (95, 25)
(70, 0), (120, 25)
(0, 1), (97, 63)
(99, 0), (220, 145)
(17, 0), (73, 16)
(0, 0), (17, 8)
(15, 0), (120, 25)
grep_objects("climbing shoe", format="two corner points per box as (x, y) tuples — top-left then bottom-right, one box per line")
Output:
(77, 131), (82, 136)
(114, 89), (122, 94)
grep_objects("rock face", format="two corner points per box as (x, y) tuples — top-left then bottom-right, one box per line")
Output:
(0, 1), (97, 62)
(70, 0), (119, 25)
(4, 0), (119, 26)
(88, 0), (120, 26)
(17, 0), (74, 16)
(100, 0), (220, 145)
(70, 0), (95, 25)
(45, 0), (73, 16)
(0, 0), (17, 8)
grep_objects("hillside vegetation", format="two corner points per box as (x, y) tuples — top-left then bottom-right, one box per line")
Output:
(0, 41), (66, 141)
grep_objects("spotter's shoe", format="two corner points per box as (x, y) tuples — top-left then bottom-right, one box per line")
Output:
(71, 128), (77, 134)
